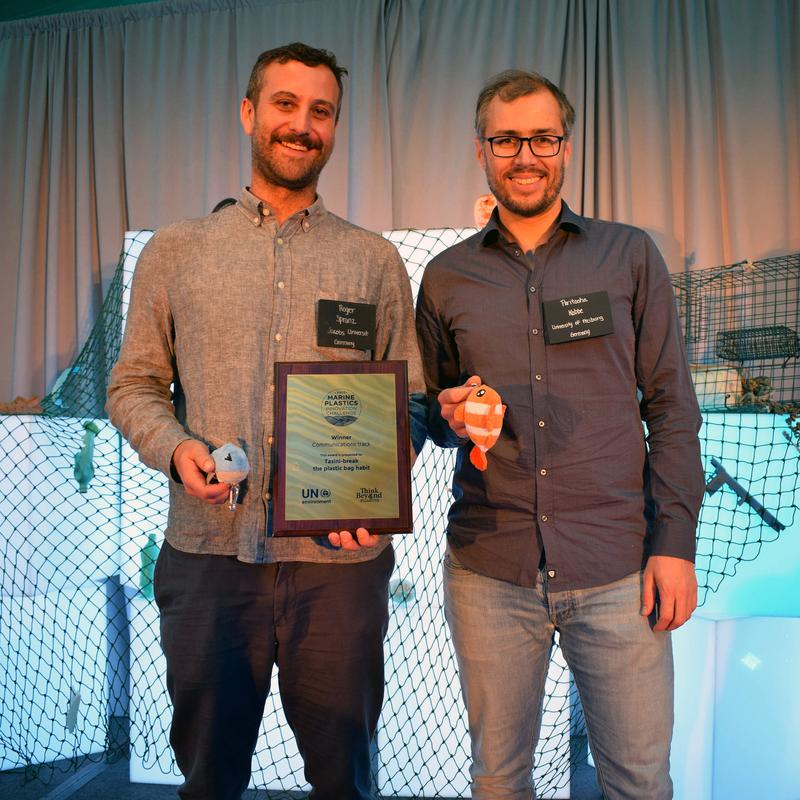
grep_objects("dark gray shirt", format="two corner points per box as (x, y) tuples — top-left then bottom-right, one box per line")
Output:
(416, 203), (704, 590)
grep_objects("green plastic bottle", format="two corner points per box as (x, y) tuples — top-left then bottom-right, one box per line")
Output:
(139, 533), (159, 601)
(73, 420), (101, 493)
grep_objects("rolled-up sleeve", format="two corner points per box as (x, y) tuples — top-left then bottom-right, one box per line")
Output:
(106, 232), (190, 477)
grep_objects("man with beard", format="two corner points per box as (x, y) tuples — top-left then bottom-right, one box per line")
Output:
(107, 42), (425, 800)
(416, 70), (703, 798)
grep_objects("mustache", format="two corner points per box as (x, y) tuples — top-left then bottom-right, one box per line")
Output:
(270, 131), (320, 151)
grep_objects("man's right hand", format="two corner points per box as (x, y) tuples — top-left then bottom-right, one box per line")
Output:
(171, 440), (230, 505)
(437, 375), (481, 438)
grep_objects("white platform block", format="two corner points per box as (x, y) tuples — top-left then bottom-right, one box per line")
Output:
(670, 614), (800, 800)
(0, 415), (121, 598)
(127, 595), (179, 784)
(712, 617), (800, 800)
(671, 616), (716, 800)
(0, 583), (109, 770)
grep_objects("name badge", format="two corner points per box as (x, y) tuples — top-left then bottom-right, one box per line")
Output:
(317, 299), (377, 351)
(542, 291), (614, 344)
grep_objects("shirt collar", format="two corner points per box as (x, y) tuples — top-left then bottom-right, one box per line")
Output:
(478, 200), (586, 247)
(236, 187), (327, 232)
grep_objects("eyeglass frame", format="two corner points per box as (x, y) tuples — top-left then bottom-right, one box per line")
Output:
(481, 134), (566, 158)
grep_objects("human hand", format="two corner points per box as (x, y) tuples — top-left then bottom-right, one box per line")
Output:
(641, 555), (698, 631)
(328, 528), (379, 550)
(437, 375), (482, 438)
(171, 439), (230, 505)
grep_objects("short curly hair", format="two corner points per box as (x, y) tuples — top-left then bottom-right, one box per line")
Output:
(245, 42), (348, 121)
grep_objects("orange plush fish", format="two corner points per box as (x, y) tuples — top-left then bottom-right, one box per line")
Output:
(454, 385), (506, 471)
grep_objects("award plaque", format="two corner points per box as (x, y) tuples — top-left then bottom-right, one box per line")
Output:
(273, 361), (413, 536)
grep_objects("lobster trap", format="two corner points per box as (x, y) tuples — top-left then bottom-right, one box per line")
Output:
(672, 253), (800, 413)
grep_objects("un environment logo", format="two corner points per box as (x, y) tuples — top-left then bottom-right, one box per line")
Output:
(321, 391), (362, 426)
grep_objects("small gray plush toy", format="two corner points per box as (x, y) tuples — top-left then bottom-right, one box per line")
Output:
(210, 443), (250, 511)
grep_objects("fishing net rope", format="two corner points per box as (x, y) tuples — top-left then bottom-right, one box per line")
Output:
(1, 230), (797, 797)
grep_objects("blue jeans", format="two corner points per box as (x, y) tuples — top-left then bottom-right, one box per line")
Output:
(443, 549), (673, 800)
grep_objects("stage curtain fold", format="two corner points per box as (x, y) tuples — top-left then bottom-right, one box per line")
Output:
(1, 0), (798, 399)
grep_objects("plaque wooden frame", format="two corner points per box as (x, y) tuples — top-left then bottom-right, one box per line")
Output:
(272, 360), (412, 536)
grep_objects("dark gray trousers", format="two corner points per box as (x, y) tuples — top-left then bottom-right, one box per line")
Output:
(154, 540), (394, 800)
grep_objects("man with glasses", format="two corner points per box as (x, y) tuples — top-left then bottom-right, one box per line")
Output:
(416, 70), (703, 798)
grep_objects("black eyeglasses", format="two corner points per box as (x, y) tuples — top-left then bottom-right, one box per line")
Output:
(481, 134), (565, 158)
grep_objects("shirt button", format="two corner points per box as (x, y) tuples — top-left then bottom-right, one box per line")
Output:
(262, 208), (270, 216)
(547, 569), (556, 578)
(535, 373), (542, 381)
(540, 468), (547, 476)
(265, 491), (272, 501)
(538, 420), (545, 428)
(303, 221), (310, 231)
(531, 328), (539, 335)
(529, 286), (536, 293)
(514, 249), (521, 257)
(268, 435), (274, 446)
(277, 237), (284, 245)
(277, 281), (285, 289)
(269, 383), (275, 392)
(274, 333), (282, 342)
(541, 514), (549, 522)
(253, 216), (259, 224)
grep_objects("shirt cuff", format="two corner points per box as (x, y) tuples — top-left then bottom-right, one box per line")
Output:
(409, 392), (428, 455)
(648, 523), (697, 563)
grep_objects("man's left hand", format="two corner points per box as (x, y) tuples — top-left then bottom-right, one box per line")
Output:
(641, 555), (697, 631)
(328, 528), (379, 550)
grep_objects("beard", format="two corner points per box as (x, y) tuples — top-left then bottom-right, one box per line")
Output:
(251, 130), (331, 192)
(487, 162), (565, 218)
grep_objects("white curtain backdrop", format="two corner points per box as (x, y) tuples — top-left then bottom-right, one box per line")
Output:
(1, 0), (798, 400)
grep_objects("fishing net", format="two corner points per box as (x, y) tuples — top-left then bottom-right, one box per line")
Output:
(1, 229), (797, 797)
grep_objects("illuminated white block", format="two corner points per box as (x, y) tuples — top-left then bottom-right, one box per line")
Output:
(127, 595), (178, 785)
(384, 228), (476, 303)
(712, 617), (800, 799)
(120, 230), (154, 333)
(0, 415), (120, 598)
(0, 584), (109, 770)
(671, 616), (716, 800)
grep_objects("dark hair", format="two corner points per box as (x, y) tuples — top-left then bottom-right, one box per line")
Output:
(475, 70), (575, 139)
(245, 42), (348, 121)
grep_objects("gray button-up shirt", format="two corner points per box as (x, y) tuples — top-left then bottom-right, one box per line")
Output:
(416, 203), (704, 590)
(107, 189), (424, 564)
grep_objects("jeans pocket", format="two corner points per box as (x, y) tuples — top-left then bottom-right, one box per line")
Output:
(443, 550), (472, 573)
